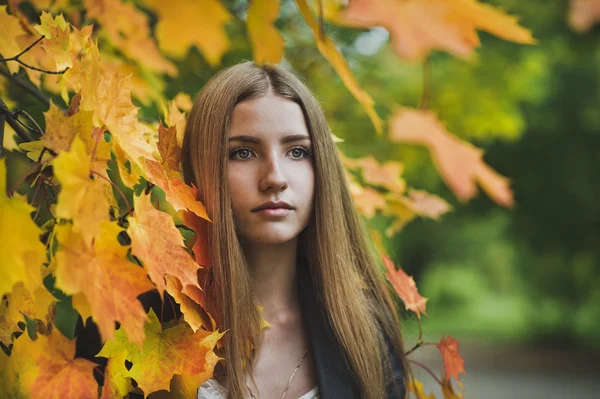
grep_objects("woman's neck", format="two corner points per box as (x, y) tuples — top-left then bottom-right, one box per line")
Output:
(242, 238), (301, 321)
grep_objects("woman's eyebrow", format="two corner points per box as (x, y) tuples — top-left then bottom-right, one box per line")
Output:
(228, 134), (311, 144)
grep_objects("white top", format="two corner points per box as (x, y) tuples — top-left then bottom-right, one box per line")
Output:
(197, 378), (319, 399)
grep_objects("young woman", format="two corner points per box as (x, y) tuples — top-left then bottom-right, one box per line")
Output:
(181, 61), (411, 399)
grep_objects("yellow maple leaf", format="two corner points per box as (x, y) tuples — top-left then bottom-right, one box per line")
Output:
(146, 0), (233, 66)
(0, 332), (42, 397)
(5, 282), (56, 337)
(0, 6), (26, 74)
(100, 351), (133, 399)
(52, 135), (111, 248)
(247, 0), (284, 64)
(54, 221), (154, 345)
(0, 158), (46, 299)
(83, 0), (177, 76)
(34, 12), (72, 71)
(97, 308), (224, 395)
(94, 70), (158, 166)
(409, 378), (436, 399)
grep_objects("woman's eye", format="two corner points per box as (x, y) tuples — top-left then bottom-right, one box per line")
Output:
(289, 146), (312, 159)
(230, 148), (254, 160)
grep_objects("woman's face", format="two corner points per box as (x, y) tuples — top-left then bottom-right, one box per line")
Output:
(227, 94), (315, 246)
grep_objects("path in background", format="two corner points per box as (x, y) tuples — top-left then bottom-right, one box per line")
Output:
(408, 340), (600, 399)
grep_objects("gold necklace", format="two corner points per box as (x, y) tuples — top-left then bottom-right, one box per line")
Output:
(247, 348), (310, 399)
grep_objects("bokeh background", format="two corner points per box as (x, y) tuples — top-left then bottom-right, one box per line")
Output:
(3, 0), (599, 398)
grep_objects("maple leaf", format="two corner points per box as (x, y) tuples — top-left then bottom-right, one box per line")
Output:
(341, 153), (406, 195)
(83, 0), (176, 76)
(4, 282), (57, 340)
(383, 188), (452, 237)
(180, 209), (211, 267)
(101, 351), (132, 399)
(348, 182), (386, 219)
(30, 328), (98, 399)
(97, 308), (224, 395)
(437, 335), (467, 383)
(94, 70), (158, 166)
(54, 221), (154, 345)
(127, 192), (203, 300)
(0, 6), (26, 74)
(157, 124), (182, 173)
(42, 101), (92, 153)
(146, 0), (233, 66)
(52, 135), (111, 248)
(166, 100), (188, 148)
(382, 254), (428, 317)
(247, 0), (284, 64)
(0, 332), (42, 397)
(34, 12), (72, 71)
(173, 93), (193, 112)
(337, 0), (535, 61)
(389, 108), (514, 207)
(0, 158), (46, 299)
(295, 0), (383, 135)
(441, 377), (468, 399)
(569, 0), (600, 32)
(165, 275), (215, 332)
(408, 378), (435, 399)
(144, 159), (210, 220)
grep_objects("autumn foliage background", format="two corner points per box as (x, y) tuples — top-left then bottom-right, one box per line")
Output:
(1, 0), (600, 398)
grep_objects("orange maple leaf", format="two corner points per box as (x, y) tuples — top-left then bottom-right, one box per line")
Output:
(54, 221), (154, 345)
(144, 159), (210, 221)
(389, 108), (514, 207)
(382, 254), (427, 318)
(31, 328), (98, 399)
(180, 209), (211, 268)
(157, 124), (182, 173)
(569, 0), (600, 32)
(337, 0), (535, 61)
(127, 192), (203, 300)
(437, 335), (467, 383)
(97, 309), (224, 395)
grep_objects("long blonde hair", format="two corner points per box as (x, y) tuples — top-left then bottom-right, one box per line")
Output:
(181, 61), (411, 399)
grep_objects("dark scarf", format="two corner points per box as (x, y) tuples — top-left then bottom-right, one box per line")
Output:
(296, 262), (406, 399)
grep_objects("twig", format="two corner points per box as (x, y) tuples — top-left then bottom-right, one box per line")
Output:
(419, 57), (432, 110)
(0, 113), (5, 159)
(0, 66), (50, 107)
(407, 359), (443, 386)
(91, 170), (132, 216)
(0, 36), (44, 62)
(0, 96), (34, 142)
(0, 36), (69, 75)
(13, 110), (44, 138)
(317, 0), (325, 41)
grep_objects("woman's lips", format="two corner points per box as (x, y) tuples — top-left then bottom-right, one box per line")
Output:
(254, 208), (291, 216)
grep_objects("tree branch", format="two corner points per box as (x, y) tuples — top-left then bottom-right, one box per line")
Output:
(0, 36), (69, 75)
(0, 113), (6, 159)
(0, 66), (50, 107)
(0, 96), (35, 142)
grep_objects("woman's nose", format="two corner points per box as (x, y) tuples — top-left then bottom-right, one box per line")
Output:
(259, 155), (289, 192)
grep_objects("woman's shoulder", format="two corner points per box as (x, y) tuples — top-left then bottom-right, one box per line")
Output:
(197, 378), (228, 399)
